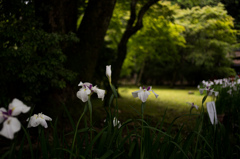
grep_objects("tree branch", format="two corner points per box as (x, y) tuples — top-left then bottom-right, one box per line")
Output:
(112, 0), (159, 85)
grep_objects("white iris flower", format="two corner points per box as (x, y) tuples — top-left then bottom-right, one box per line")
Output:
(0, 98), (30, 139)
(186, 102), (198, 110)
(27, 113), (52, 128)
(132, 86), (159, 103)
(77, 81), (106, 102)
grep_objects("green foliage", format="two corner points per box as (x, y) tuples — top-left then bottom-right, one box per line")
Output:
(0, 1), (79, 104)
(111, 2), (238, 85)
(122, 1), (185, 80)
(175, 0), (220, 8)
(105, 1), (130, 50)
(175, 3), (237, 70)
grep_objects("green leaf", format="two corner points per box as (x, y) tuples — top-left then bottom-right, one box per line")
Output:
(170, 141), (189, 159)
(84, 127), (108, 157)
(110, 84), (118, 98)
(21, 125), (34, 159)
(202, 95), (208, 105)
(62, 103), (75, 130)
(128, 141), (136, 157)
(99, 150), (114, 159)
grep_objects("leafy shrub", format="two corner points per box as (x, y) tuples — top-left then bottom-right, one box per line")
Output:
(0, 15), (79, 104)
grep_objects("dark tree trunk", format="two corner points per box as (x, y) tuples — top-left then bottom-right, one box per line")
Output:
(136, 60), (145, 85)
(74, 0), (116, 82)
(35, 0), (116, 83)
(112, 0), (159, 86)
(35, 0), (78, 33)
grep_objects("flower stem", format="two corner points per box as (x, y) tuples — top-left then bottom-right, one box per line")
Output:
(88, 98), (93, 159)
(140, 102), (146, 159)
(70, 103), (87, 159)
(110, 83), (119, 122)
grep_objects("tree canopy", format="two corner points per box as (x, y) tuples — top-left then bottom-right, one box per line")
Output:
(0, 0), (239, 107)
(118, 2), (238, 85)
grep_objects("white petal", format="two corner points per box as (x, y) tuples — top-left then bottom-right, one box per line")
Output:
(106, 65), (111, 79)
(199, 89), (204, 94)
(113, 117), (117, 127)
(132, 90), (142, 98)
(78, 82), (93, 88)
(93, 87), (105, 101)
(113, 117), (121, 128)
(78, 81), (83, 86)
(27, 115), (40, 128)
(193, 105), (198, 110)
(118, 123), (121, 129)
(76, 88), (90, 102)
(9, 98), (30, 116)
(206, 101), (218, 125)
(214, 91), (219, 97)
(152, 90), (159, 98)
(0, 117), (21, 139)
(82, 82), (92, 88)
(9, 117), (21, 132)
(212, 102), (218, 124)
(0, 108), (7, 124)
(42, 114), (52, 121)
(138, 90), (150, 103)
(39, 118), (48, 128)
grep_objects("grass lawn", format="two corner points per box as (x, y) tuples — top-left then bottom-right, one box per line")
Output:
(89, 85), (212, 133)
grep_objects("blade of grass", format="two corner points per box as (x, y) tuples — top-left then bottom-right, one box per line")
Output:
(17, 135), (26, 159)
(99, 150), (114, 159)
(84, 127), (108, 157)
(1, 151), (10, 159)
(21, 125), (34, 159)
(112, 151), (125, 159)
(62, 103), (75, 130)
(40, 127), (48, 159)
(170, 141), (189, 159)
(193, 131), (213, 151)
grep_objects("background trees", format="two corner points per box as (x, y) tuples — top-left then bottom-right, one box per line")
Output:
(175, 3), (237, 84)
(118, 2), (238, 86)
(0, 0), (78, 105)
(0, 0), (239, 110)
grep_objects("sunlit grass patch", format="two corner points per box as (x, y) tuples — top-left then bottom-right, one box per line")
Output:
(116, 86), (211, 130)
(88, 86), (211, 132)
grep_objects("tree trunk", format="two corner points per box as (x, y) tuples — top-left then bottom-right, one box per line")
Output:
(73, 0), (116, 82)
(112, 0), (159, 86)
(35, 0), (78, 33)
(135, 60), (145, 85)
(35, 0), (116, 83)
